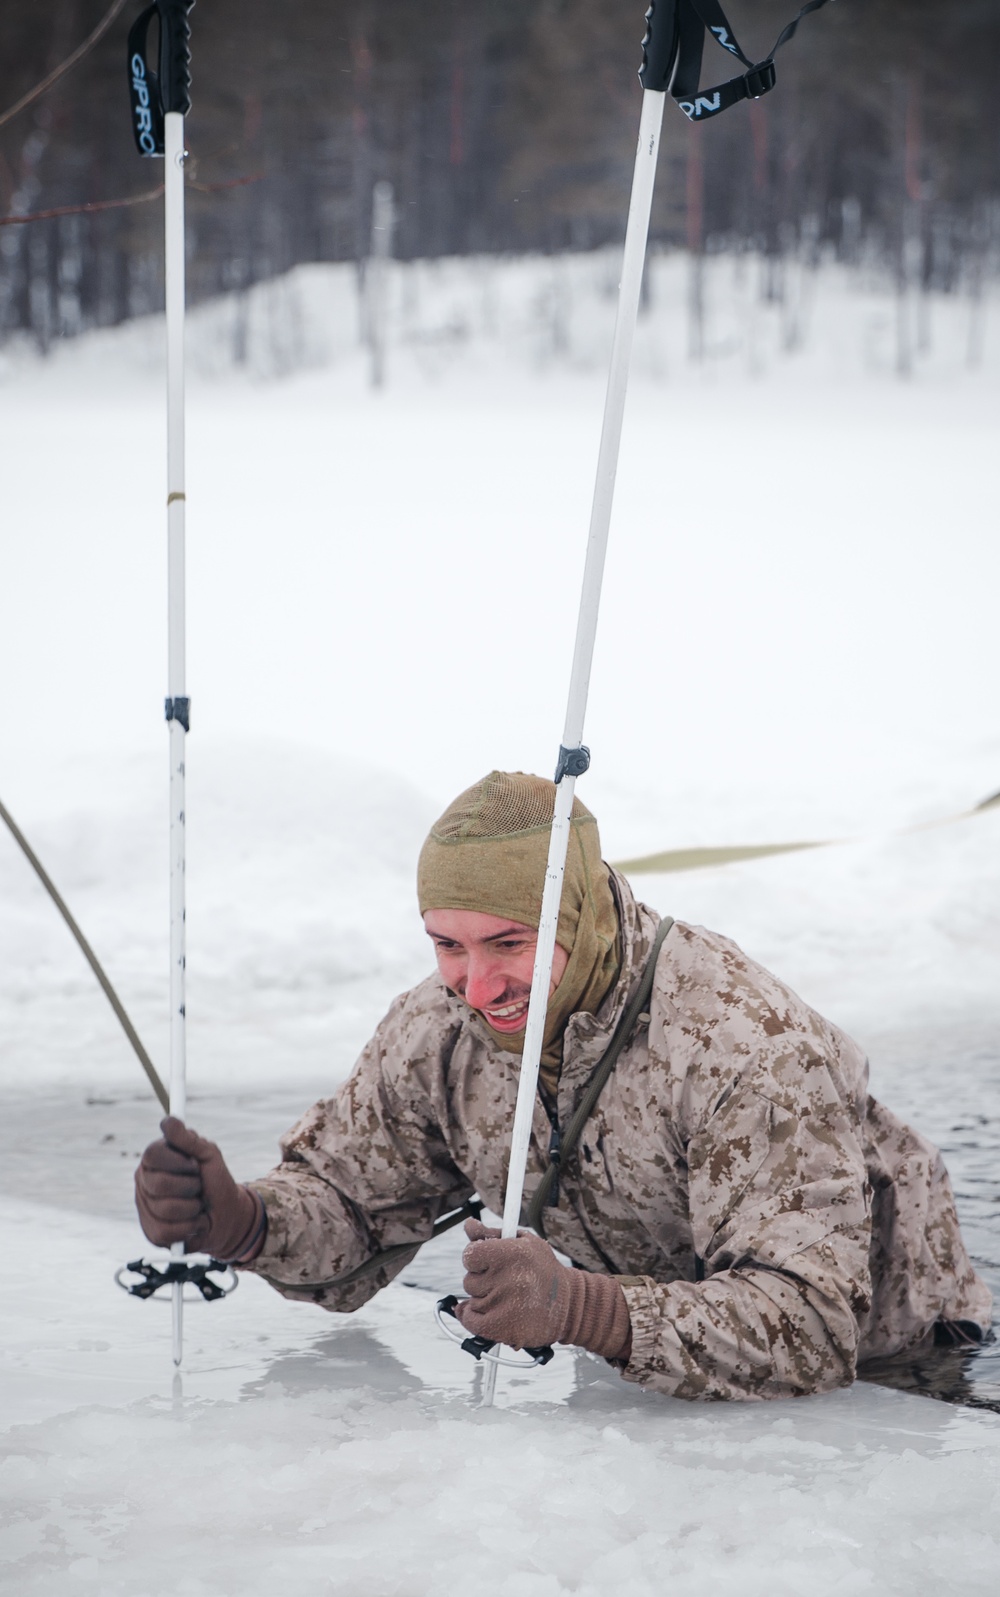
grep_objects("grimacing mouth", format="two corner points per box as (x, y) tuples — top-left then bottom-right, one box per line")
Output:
(484, 998), (529, 1021)
(459, 985), (532, 1026)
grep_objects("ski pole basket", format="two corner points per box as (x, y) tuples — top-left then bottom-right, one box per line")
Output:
(115, 1256), (238, 1303)
(435, 1296), (555, 1369)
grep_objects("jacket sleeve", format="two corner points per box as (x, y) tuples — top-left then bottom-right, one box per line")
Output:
(618, 1037), (874, 1401)
(244, 991), (474, 1313)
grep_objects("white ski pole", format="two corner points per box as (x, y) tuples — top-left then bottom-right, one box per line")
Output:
(479, 32), (673, 1412)
(129, 0), (195, 1367)
(164, 99), (188, 1370)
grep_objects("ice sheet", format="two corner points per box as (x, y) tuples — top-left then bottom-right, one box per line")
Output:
(2, 1198), (999, 1597)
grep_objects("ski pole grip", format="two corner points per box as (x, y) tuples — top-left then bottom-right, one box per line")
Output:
(159, 0), (195, 116)
(128, 3), (164, 157)
(638, 0), (680, 91)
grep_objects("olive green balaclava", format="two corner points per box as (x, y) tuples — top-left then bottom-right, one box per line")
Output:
(417, 771), (621, 1094)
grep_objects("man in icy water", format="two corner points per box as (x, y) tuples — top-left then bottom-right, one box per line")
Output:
(135, 771), (992, 1400)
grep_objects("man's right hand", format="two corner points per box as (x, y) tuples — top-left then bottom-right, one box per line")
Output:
(134, 1116), (265, 1262)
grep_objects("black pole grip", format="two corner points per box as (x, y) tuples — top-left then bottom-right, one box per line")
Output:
(638, 0), (681, 91)
(128, 3), (165, 156)
(158, 0), (195, 116)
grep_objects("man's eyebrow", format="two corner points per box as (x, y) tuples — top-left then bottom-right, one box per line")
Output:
(481, 927), (533, 943)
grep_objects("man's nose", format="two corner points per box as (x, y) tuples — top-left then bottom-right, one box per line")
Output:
(464, 954), (507, 1011)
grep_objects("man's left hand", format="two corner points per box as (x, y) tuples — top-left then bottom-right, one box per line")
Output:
(455, 1218), (632, 1361)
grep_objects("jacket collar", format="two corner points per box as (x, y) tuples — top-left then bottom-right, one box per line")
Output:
(557, 870), (661, 1095)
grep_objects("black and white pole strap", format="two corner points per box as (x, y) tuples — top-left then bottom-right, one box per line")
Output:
(128, 0), (194, 156)
(640, 0), (834, 121)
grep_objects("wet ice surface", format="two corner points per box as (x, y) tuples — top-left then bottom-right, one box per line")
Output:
(3, 1197), (1000, 1597)
(3, 1008), (997, 1425)
(1, 1013), (998, 1594)
(3, 1013), (998, 1594)
(849, 1020), (1000, 1413)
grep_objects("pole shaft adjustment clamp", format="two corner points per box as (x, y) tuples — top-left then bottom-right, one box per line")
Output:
(165, 696), (190, 731)
(554, 745), (591, 783)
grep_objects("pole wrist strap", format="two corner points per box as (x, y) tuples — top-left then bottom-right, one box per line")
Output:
(639, 0), (833, 122)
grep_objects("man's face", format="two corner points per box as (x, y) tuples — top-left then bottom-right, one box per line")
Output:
(423, 909), (570, 1035)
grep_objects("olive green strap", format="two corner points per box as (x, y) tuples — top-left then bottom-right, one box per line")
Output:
(526, 916), (674, 1237)
(257, 1195), (485, 1295)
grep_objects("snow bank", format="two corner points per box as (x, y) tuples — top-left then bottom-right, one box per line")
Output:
(0, 744), (435, 1096)
(4, 262), (998, 821)
(3, 737), (997, 1107)
(3, 249), (996, 387)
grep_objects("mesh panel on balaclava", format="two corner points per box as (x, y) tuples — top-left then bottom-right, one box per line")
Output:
(417, 771), (620, 1093)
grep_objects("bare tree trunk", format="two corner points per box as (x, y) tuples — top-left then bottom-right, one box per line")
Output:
(965, 202), (993, 371)
(366, 178), (395, 388)
(895, 218), (915, 379)
(351, 17), (375, 347)
(686, 120), (704, 363)
(906, 75), (932, 356)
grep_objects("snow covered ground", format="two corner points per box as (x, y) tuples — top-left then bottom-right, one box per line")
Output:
(1, 250), (999, 1591)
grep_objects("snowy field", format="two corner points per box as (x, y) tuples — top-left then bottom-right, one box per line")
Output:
(1, 249), (999, 1591)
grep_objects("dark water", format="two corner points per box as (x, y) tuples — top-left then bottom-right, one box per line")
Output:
(854, 1015), (1000, 1413)
(2, 1011), (998, 1413)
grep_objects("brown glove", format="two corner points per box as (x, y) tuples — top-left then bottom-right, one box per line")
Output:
(134, 1116), (265, 1262)
(454, 1218), (632, 1361)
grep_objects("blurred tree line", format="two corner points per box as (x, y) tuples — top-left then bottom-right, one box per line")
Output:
(1, 0), (998, 346)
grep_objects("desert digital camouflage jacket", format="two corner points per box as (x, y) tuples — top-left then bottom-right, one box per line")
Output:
(247, 873), (992, 1401)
